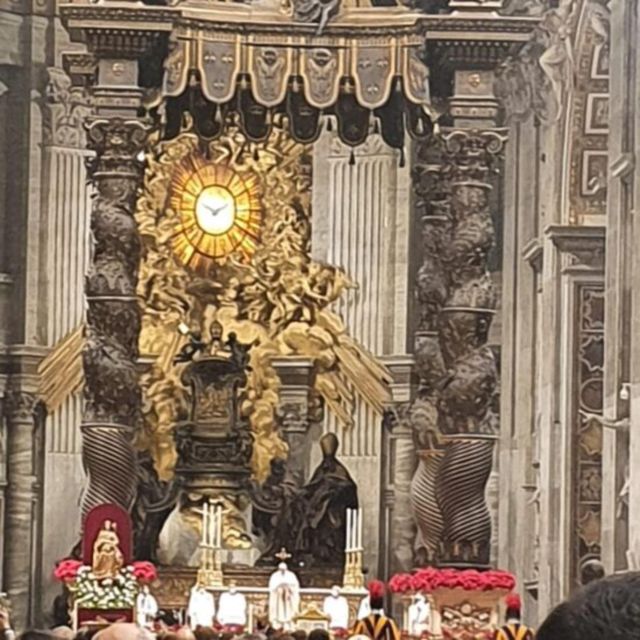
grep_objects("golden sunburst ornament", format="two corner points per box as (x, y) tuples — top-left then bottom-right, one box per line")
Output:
(168, 154), (262, 269)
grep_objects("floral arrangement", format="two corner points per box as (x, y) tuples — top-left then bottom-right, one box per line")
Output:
(54, 560), (157, 610)
(389, 568), (516, 594)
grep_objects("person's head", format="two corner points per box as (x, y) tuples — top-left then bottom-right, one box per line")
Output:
(307, 630), (329, 640)
(367, 580), (385, 611)
(193, 628), (217, 640)
(504, 593), (522, 622)
(330, 585), (341, 598)
(291, 630), (307, 640)
(537, 572), (640, 640)
(278, 562), (287, 573)
(580, 558), (606, 585)
(319, 434), (339, 458)
(93, 623), (154, 640)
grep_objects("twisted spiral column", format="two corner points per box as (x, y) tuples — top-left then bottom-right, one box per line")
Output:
(434, 129), (506, 567)
(409, 145), (449, 565)
(81, 118), (148, 519)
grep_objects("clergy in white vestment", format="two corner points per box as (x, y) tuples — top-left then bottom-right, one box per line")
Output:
(136, 586), (159, 628)
(268, 562), (300, 630)
(407, 594), (430, 636)
(217, 584), (248, 629)
(323, 586), (350, 630)
(187, 584), (216, 629)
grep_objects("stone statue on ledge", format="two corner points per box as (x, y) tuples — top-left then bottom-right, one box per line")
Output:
(251, 433), (358, 567)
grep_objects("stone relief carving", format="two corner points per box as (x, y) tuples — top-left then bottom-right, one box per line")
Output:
(495, 0), (581, 122)
(43, 68), (92, 149)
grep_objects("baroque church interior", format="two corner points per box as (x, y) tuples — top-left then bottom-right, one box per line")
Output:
(0, 0), (636, 637)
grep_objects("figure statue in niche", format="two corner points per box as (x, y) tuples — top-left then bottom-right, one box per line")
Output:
(92, 520), (124, 579)
(131, 451), (182, 562)
(253, 433), (358, 567)
(292, 433), (358, 565)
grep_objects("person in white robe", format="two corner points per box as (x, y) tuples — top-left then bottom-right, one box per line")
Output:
(408, 594), (430, 636)
(268, 562), (300, 630)
(217, 583), (248, 628)
(323, 586), (350, 630)
(187, 583), (216, 629)
(136, 586), (159, 629)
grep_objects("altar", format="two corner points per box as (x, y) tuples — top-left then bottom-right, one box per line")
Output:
(152, 566), (367, 630)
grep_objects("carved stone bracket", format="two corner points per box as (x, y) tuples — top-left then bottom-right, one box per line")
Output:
(80, 117), (149, 519)
(546, 224), (606, 274)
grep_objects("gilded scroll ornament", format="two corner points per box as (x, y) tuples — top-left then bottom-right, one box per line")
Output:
(136, 127), (392, 484)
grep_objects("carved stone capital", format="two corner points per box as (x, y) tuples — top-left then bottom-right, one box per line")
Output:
(43, 67), (93, 149)
(440, 128), (508, 181)
(85, 117), (149, 177)
(3, 389), (37, 423)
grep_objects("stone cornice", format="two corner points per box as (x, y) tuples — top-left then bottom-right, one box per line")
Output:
(60, 1), (537, 49)
(0, 345), (49, 378)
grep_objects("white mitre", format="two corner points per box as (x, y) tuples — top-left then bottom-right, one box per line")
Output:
(323, 586), (350, 629)
(187, 585), (216, 629)
(218, 586), (247, 627)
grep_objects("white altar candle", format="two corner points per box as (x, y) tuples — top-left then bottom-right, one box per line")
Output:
(358, 508), (363, 549)
(346, 509), (353, 552)
(202, 505), (208, 545)
(209, 502), (215, 547)
(217, 505), (223, 548)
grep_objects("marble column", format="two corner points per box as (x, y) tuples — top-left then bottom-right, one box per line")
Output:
(80, 59), (148, 518)
(2, 385), (45, 631)
(381, 356), (415, 575)
(271, 356), (316, 486)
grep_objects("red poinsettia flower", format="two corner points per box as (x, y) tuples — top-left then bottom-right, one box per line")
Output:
(53, 558), (83, 582)
(389, 567), (516, 594)
(389, 573), (414, 594)
(131, 561), (157, 584)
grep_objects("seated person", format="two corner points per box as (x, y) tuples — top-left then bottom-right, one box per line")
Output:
(537, 571), (640, 640)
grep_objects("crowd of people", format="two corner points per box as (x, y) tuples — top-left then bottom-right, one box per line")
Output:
(5, 571), (640, 640)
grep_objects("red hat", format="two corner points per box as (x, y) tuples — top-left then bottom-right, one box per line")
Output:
(368, 580), (386, 600)
(505, 593), (522, 613)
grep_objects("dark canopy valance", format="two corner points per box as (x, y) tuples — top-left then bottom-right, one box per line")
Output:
(157, 6), (434, 150)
